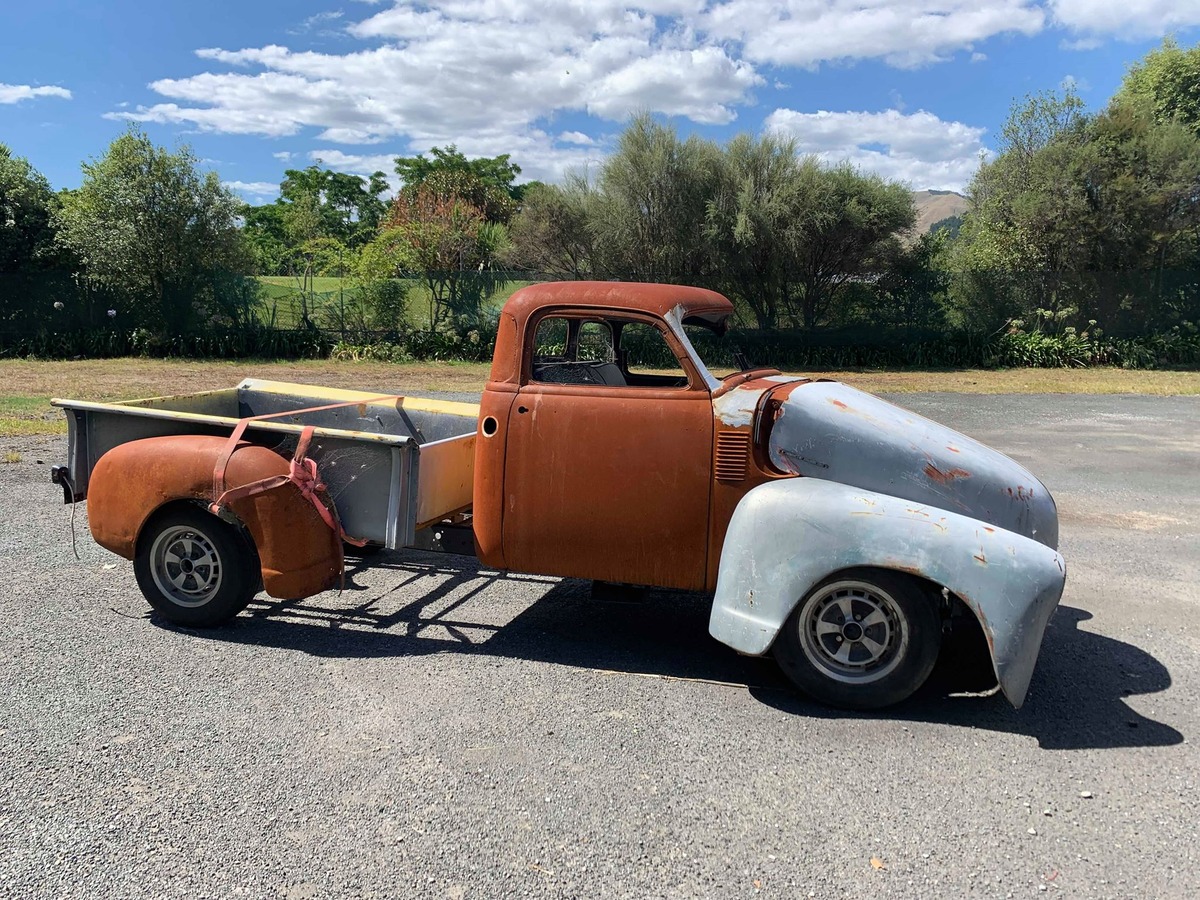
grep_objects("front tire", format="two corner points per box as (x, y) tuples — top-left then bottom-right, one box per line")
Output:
(134, 505), (258, 627)
(773, 568), (941, 710)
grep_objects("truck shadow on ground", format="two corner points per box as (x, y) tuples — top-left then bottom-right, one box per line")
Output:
(192, 551), (1181, 752)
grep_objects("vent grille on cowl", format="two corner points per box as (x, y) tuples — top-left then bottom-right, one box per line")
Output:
(715, 431), (750, 482)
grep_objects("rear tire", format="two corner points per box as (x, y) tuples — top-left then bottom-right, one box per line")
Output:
(773, 568), (941, 710)
(134, 505), (258, 628)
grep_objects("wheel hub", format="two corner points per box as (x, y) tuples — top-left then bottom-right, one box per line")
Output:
(798, 580), (909, 685)
(149, 525), (224, 608)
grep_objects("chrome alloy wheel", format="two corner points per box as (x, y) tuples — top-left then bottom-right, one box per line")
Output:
(797, 579), (909, 684)
(149, 525), (224, 608)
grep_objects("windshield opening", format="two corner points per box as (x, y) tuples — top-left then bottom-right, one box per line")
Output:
(682, 314), (743, 380)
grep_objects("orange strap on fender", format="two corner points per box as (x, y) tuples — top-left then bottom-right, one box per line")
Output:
(209, 395), (403, 547)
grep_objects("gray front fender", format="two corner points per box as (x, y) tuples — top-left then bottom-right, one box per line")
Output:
(709, 479), (1066, 708)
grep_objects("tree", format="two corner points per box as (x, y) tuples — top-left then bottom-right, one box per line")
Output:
(504, 176), (597, 278)
(788, 163), (915, 329)
(56, 129), (253, 332)
(0, 144), (61, 272)
(1117, 37), (1200, 136)
(704, 133), (814, 329)
(949, 90), (1096, 328)
(277, 165), (389, 248)
(394, 146), (522, 224)
(381, 185), (509, 328)
(950, 80), (1200, 331)
(593, 114), (721, 280)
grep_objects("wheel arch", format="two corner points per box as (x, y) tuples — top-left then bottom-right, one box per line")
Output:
(708, 479), (1066, 708)
(134, 497), (260, 568)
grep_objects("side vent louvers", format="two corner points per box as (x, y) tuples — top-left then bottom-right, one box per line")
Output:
(715, 431), (750, 482)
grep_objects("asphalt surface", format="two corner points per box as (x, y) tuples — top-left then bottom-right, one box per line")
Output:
(1, 392), (1197, 899)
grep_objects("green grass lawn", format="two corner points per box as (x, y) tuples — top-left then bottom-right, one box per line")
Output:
(254, 276), (540, 330)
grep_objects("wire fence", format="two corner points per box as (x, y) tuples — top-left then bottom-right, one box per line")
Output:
(2, 268), (1198, 367)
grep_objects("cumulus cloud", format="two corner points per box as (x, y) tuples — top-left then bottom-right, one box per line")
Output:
(113, 1), (1198, 184)
(1049, 0), (1200, 38)
(702, 1), (1044, 69)
(112, 2), (758, 180)
(766, 108), (990, 191)
(0, 83), (71, 104)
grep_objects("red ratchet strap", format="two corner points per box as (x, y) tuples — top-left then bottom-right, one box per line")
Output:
(209, 395), (403, 548)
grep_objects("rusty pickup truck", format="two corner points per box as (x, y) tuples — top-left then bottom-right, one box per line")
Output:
(51, 282), (1066, 710)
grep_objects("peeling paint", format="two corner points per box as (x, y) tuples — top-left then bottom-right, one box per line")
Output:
(924, 463), (972, 484)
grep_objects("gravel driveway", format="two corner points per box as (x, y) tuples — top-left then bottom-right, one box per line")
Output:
(1, 392), (1197, 898)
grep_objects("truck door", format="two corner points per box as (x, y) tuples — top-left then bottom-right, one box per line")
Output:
(501, 312), (713, 591)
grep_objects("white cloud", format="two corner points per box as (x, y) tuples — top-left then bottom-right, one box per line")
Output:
(558, 131), (596, 145)
(702, 1), (1044, 69)
(120, 1), (1199, 184)
(272, 151), (296, 161)
(1049, 0), (1200, 39)
(0, 83), (71, 104)
(766, 108), (990, 191)
(114, 3), (758, 177)
(224, 180), (280, 197)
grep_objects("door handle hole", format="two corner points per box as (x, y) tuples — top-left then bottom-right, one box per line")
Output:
(481, 415), (499, 436)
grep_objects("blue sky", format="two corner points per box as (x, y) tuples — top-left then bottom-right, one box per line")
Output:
(3, 1), (1198, 202)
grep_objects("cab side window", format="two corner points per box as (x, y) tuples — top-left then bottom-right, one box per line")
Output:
(531, 317), (625, 386)
(529, 315), (691, 389)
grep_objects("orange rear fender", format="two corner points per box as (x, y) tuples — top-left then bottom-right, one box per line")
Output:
(87, 435), (342, 600)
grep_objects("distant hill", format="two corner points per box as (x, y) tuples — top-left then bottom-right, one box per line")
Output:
(912, 189), (970, 235)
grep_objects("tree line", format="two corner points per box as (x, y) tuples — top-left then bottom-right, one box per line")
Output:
(1, 38), (1197, 361)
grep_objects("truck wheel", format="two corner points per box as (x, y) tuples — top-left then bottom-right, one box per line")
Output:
(134, 505), (258, 628)
(773, 568), (941, 710)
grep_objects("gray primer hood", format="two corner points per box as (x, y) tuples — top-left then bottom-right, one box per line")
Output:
(767, 381), (1058, 549)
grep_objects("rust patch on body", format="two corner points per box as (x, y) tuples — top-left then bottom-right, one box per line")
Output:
(924, 463), (971, 484)
(973, 552), (988, 566)
(829, 398), (849, 410)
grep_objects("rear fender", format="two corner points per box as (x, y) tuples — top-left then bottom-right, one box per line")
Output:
(87, 435), (342, 600)
(708, 479), (1066, 708)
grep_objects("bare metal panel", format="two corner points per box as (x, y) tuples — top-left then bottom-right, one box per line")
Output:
(415, 433), (476, 529)
(709, 478), (1066, 708)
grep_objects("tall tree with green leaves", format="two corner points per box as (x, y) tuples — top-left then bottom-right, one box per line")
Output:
(594, 113), (721, 280)
(949, 89), (1094, 327)
(394, 145), (522, 223)
(1117, 37), (1200, 135)
(504, 176), (598, 278)
(56, 129), (252, 332)
(787, 163), (915, 329)
(0, 144), (62, 272)
(704, 133), (814, 329)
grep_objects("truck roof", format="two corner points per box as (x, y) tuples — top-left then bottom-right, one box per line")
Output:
(501, 281), (734, 323)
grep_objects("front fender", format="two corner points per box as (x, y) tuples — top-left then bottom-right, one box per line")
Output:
(709, 479), (1066, 708)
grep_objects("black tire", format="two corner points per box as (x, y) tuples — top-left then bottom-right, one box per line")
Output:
(773, 568), (941, 710)
(133, 504), (259, 628)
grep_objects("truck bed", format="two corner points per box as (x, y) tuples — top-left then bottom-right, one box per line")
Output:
(52, 379), (480, 549)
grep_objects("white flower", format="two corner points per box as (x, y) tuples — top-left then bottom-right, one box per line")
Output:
(107, 309), (117, 318)
(53, 301), (64, 311)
